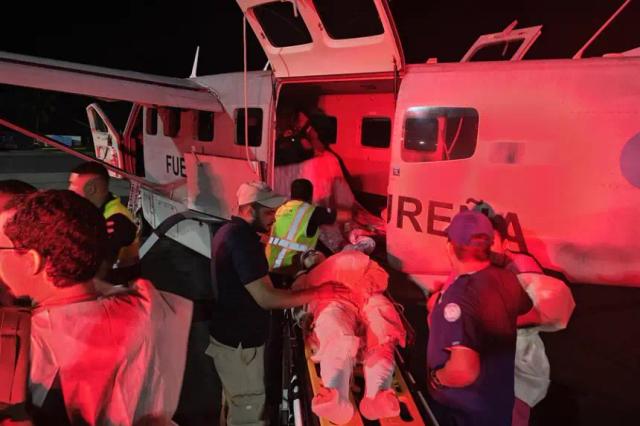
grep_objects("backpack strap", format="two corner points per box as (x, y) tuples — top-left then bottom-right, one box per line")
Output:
(0, 307), (31, 407)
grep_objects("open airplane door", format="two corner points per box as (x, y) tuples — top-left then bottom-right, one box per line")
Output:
(461, 21), (542, 62)
(86, 103), (124, 178)
(237, 0), (404, 78)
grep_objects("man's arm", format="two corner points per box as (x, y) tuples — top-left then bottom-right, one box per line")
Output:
(306, 206), (337, 237)
(245, 275), (340, 310)
(104, 214), (137, 262)
(432, 346), (480, 388)
(96, 214), (137, 280)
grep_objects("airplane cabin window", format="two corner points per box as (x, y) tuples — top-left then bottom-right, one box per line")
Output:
(90, 110), (109, 133)
(160, 107), (181, 138)
(145, 108), (157, 135)
(235, 108), (263, 147)
(253, 2), (312, 48)
(467, 39), (525, 61)
(402, 107), (479, 163)
(361, 117), (391, 148)
(195, 110), (214, 142)
(404, 117), (438, 154)
(313, 0), (384, 40)
(323, 115), (338, 145)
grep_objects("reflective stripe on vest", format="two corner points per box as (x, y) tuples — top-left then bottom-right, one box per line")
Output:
(103, 197), (140, 268)
(268, 236), (311, 253)
(266, 200), (319, 270)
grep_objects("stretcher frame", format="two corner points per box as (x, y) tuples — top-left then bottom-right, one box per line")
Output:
(282, 308), (433, 426)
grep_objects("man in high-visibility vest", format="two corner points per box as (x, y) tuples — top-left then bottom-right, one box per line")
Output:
(266, 178), (337, 273)
(69, 162), (139, 284)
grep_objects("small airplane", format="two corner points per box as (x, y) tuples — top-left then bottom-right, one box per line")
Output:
(1, 0), (637, 290)
(1, 1), (639, 424)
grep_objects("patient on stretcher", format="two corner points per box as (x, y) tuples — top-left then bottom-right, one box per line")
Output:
(292, 250), (406, 424)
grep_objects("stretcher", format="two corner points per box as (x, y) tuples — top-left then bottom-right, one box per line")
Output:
(282, 308), (436, 426)
(303, 345), (427, 426)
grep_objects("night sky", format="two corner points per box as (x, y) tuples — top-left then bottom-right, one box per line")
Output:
(1, 0), (639, 133)
(2, 0), (639, 75)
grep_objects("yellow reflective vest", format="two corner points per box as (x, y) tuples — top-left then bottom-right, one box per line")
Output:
(103, 196), (140, 269)
(266, 200), (319, 271)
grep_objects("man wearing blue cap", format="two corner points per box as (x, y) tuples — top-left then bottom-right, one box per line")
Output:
(427, 211), (532, 426)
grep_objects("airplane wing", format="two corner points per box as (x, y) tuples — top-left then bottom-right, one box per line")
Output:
(0, 51), (221, 111)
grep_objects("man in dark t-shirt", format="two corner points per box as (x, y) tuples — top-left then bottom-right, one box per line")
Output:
(427, 211), (532, 426)
(208, 181), (345, 426)
(69, 162), (139, 284)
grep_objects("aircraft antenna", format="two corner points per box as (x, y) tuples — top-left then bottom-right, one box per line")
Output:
(190, 46), (200, 78)
(573, 0), (631, 59)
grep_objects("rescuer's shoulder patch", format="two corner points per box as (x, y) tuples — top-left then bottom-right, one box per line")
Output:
(443, 303), (461, 322)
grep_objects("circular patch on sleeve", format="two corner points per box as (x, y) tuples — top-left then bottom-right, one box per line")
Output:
(443, 303), (461, 322)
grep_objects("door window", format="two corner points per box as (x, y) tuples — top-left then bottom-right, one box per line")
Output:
(402, 107), (479, 163)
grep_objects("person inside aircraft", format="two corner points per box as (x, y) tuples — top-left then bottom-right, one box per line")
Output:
(426, 210), (532, 426)
(292, 250), (406, 424)
(275, 108), (315, 166)
(488, 213), (575, 426)
(68, 162), (140, 285)
(0, 190), (192, 425)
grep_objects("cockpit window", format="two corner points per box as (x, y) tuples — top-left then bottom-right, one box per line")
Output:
(466, 39), (525, 62)
(89, 109), (108, 133)
(402, 107), (479, 163)
(313, 0), (384, 40)
(253, 2), (312, 48)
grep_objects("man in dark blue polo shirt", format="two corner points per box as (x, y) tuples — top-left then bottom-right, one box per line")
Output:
(427, 211), (532, 426)
(208, 181), (343, 426)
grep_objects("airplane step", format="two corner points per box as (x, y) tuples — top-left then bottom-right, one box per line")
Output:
(303, 345), (427, 426)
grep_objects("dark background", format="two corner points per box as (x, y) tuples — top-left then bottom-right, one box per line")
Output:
(1, 0), (639, 136)
(2, 0), (639, 74)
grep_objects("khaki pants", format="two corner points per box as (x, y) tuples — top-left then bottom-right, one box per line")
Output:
(206, 336), (267, 426)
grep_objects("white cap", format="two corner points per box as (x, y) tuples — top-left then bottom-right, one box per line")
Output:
(236, 181), (286, 208)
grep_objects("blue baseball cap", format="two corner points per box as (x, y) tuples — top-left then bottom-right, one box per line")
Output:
(445, 210), (494, 245)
